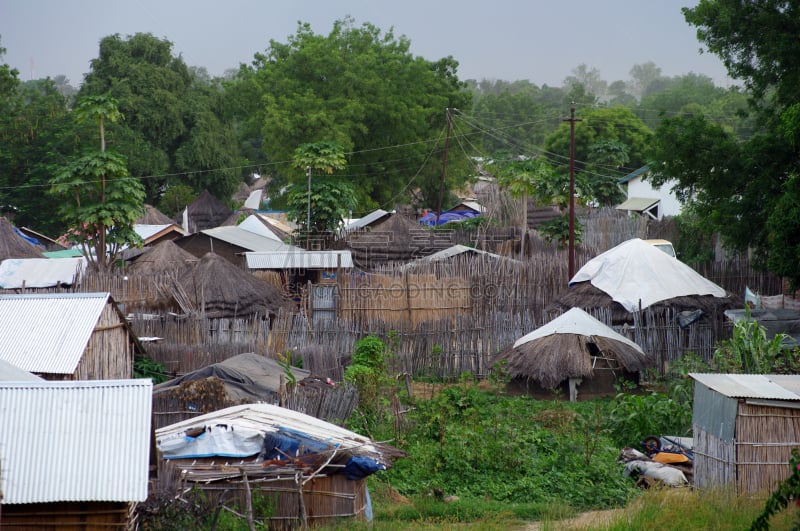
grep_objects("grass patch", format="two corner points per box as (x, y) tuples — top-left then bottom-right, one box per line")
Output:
(535, 487), (799, 530)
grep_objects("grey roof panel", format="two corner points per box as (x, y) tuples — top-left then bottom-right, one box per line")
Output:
(0, 379), (152, 503)
(690, 373), (800, 400)
(0, 292), (110, 374)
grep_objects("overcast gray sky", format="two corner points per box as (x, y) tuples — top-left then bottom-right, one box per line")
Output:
(1, 0), (733, 89)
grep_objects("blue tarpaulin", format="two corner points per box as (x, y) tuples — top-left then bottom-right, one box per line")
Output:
(419, 211), (480, 226)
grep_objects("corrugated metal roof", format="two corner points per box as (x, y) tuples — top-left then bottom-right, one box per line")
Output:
(0, 257), (86, 289)
(619, 165), (649, 184)
(238, 215), (281, 241)
(616, 197), (659, 212)
(0, 292), (110, 374)
(0, 379), (152, 503)
(201, 226), (301, 252)
(345, 209), (390, 231)
(690, 373), (800, 400)
(246, 250), (353, 269)
(134, 223), (186, 244)
(41, 248), (84, 258)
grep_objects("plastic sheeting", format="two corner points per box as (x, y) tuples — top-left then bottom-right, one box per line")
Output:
(159, 424), (265, 459)
(570, 238), (727, 312)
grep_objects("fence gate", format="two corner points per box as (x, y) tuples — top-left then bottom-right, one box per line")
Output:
(311, 284), (338, 327)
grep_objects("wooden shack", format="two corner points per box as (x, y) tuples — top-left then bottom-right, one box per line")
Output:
(0, 380), (152, 528)
(0, 292), (140, 380)
(691, 373), (800, 494)
(154, 404), (405, 528)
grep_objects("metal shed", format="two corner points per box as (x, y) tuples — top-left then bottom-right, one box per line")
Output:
(690, 373), (800, 494)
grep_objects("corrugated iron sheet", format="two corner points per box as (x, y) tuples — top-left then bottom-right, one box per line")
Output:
(246, 250), (353, 270)
(690, 373), (800, 400)
(0, 292), (110, 374)
(202, 226), (301, 252)
(0, 257), (86, 288)
(0, 379), (152, 503)
(345, 209), (389, 231)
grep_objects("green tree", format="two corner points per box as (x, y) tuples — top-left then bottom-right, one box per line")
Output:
(50, 95), (144, 270)
(466, 80), (562, 155)
(647, 1), (800, 280)
(492, 156), (555, 254)
(80, 33), (244, 202)
(544, 106), (652, 176)
(563, 64), (607, 101)
(636, 73), (728, 129)
(231, 17), (472, 210)
(629, 61), (666, 100)
(285, 141), (354, 238)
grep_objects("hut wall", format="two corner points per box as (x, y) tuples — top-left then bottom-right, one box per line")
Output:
(692, 425), (736, 490)
(734, 401), (800, 494)
(505, 369), (638, 400)
(162, 463), (368, 529)
(0, 501), (130, 529)
(74, 303), (133, 380)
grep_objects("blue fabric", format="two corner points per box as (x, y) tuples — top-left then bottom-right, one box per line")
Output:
(419, 211), (480, 226)
(342, 455), (385, 480)
(13, 227), (41, 247)
(261, 428), (333, 461)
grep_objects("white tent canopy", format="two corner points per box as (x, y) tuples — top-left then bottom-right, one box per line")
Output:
(570, 238), (727, 313)
(513, 307), (643, 353)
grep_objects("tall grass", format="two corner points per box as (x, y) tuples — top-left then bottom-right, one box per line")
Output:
(539, 487), (798, 531)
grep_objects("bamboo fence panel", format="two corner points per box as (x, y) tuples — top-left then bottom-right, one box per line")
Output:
(734, 402), (800, 494)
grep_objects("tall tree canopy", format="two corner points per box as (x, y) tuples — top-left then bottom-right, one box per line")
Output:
(658, 1), (800, 287)
(232, 17), (472, 213)
(80, 32), (243, 203)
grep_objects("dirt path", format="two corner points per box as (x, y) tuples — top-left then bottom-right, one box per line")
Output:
(523, 508), (625, 530)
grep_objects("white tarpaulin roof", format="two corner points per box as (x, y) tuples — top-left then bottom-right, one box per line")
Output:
(513, 307), (643, 351)
(0, 257), (86, 289)
(570, 238), (727, 313)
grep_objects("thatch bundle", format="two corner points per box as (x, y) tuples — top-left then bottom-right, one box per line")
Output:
(494, 307), (652, 389)
(180, 190), (232, 232)
(136, 204), (174, 225)
(177, 252), (294, 318)
(496, 332), (650, 389)
(128, 239), (199, 276)
(346, 214), (454, 267)
(0, 217), (44, 260)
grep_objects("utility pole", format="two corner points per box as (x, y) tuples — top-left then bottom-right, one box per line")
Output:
(563, 103), (582, 279)
(435, 108), (452, 227)
(306, 165), (312, 249)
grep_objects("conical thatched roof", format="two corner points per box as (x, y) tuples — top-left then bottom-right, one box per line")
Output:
(0, 217), (44, 260)
(232, 182), (252, 204)
(176, 252), (293, 318)
(346, 213), (454, 267)
(494, 308), (652, 389)
(180, 190), (233, 233)
(137, 204), (174, 225)
(128, 239), (199, 275)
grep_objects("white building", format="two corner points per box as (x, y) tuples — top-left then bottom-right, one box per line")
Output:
(616, 165), (683, 220)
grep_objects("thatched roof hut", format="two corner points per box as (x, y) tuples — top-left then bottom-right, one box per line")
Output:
(0, 217), (45, 260)
(128, 239), (199, 276)
(180, 190), (232, 233)
(495, 307), (652, 398)
(136, 204), (174, 225)
(550, 238), (740, 322)
(346, 213), (454, 268)
(176, 252), (294, 318)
